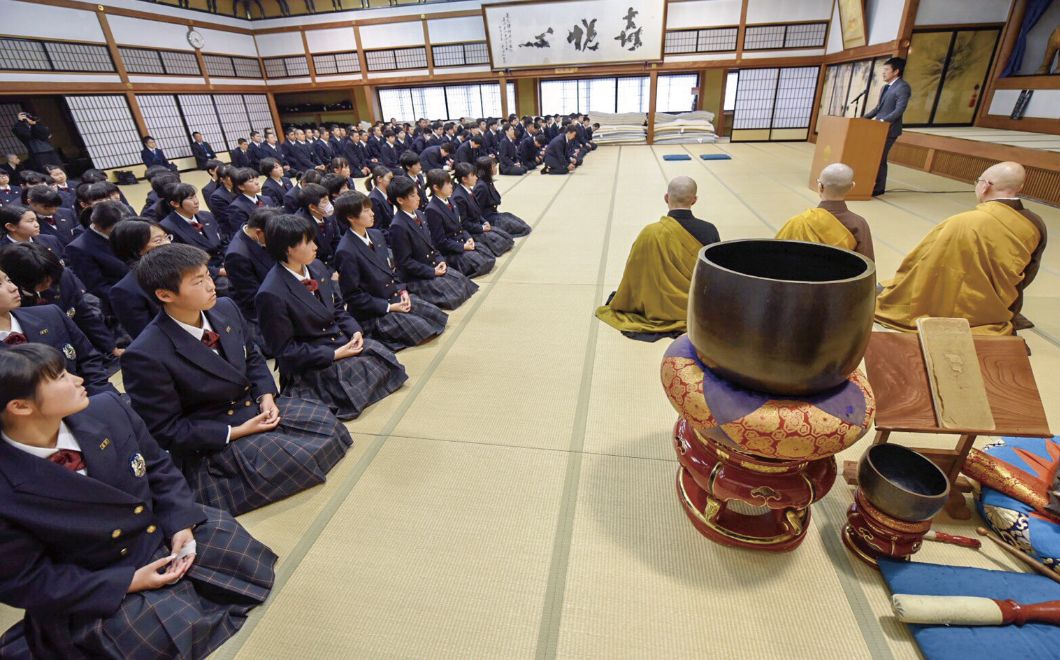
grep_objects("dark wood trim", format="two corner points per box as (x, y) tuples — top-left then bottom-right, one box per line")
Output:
(714, 68), (727, 134)
(822, 41), (899, 64)
(978, 0), (1024, 124)
(499, 74), (508, 117)
(736, 0), (749, 57)
(0, 81), (265, 94)
(95, 11), (128, 83)
(353, 24), (369, 82)
(422, 18), (435, 75)
(13, 0), (255, 35)
(897, 129), (1060, 168)
(807, 64), (827, 136)
(301, 30), (317, 83)
(252, 8), (481, 34)
(266, 92), (284, 133)
(195, 49), (211, 87)
(993, 75), (1060, 90)
(646, 68), (658, 144)
(125, 91), (148, 136)
(896, 0), (921, 56)
(977, 113), (1060, 135)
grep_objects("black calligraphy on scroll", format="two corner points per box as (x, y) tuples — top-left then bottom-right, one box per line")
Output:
(614, 6), (644, 51)
(520, 27), (555, 49)
(566, 18), (600, 52)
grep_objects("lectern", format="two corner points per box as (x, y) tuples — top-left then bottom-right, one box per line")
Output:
(809, 116), (889, 201)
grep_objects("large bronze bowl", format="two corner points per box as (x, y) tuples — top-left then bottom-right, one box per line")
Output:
(857, 444), (949, 522)
(687, 239), (876, 395)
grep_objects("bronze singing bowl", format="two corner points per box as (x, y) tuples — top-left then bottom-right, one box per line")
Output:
(858, 444), (950, 522)
(687, 239), (876, 395)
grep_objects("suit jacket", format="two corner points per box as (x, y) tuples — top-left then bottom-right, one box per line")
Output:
(0, 391), (204, 618)
(108, 269), (159, 340)
(261, 177), (292, 208)
(389, 209), (442, 282)
(419, 145), (447, 171)
(296, 208), (339, 267)
(544, 135), (572, 170)
(369, 187), (395, 233)
(497, 137), (519, 168)
(122, 297), (278, 456)
(224, 229), (274, 321)
(256, 142), (287, 167)
(482, 130), (501, 155)
(6, 305), (116, 395)
(255, 261), (362, 376)
(864, 77), (911, 138)
(12, 121), (56, 156)
(191, 141), (217, 169)
(6, 234), (64, 259)
(222, 195), (265, 241)
(282, 142), (317, 173)
(247, 141), (266, 170)
(411, 135), (428, 155)
(454, 141), (481, 164)
(0, 186), (22, 207)
(424, 196), (470, 256)
(53, 185), (76, 210)
(334, 228), (403, 320)
(379, 142), (400, 169)
(518, 135), (541, 168)
(30, 268), (116, 354)
(141, 148), (173, 169)
(208, 187), (236, 233)
(202, 180), (219, 213)
(451, 185), (488, 235)
(313, 140), (335, 165)
(229, 148), (251, 170)
(64, 229), (128, 304)
(341, 139), (365, 171)
(365, 135), (382, 161)
(472, 179), (504, 217)
(160, 210), (225, 269)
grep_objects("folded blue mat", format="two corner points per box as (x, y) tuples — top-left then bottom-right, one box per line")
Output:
(700, 154), (732, 161)
(878, 559), (1060, 660)
(662, 154), (691, 161)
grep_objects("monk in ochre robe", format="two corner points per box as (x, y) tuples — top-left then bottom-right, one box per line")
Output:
(595, 176), (720, 341)
(776, 162), (874, 260)
(875, 161), (1047, 335)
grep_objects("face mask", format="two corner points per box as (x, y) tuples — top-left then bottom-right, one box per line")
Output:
(319, 201), (335, 216)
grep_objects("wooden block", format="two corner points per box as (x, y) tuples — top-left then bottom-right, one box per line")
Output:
(917, 318), (996, 431)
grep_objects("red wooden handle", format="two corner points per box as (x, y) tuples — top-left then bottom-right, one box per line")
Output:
(928, 531), (982, 549)
(996, 600), (1060, 626)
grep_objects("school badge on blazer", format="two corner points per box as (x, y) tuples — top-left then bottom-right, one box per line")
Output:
(62, 343), (76, 360)
(129, 452), (146, 477)
(66, 307), (76, 319)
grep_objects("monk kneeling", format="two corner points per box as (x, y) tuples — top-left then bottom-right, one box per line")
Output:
(776, 163), (874, 260)
(875, 161), (1047, 335)
(595, 176), (720, 341)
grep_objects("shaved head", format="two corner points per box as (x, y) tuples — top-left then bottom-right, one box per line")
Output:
(979, 161), (1025, 200)
(666, 176), (697, 209)
(818, 163), (855, 198)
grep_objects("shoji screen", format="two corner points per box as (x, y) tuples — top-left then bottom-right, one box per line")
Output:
(138, 95), (193, 158)
(176, 95), (226, 150)
(65, 96), (142, 169)
(730, 66), (819, 141)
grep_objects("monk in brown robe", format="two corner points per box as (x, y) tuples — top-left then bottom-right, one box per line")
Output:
(775, 163), (874, 260)
(875, 161), (1047, 335)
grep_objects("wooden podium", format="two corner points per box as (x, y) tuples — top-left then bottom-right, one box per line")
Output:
(809, 116), (889, 201)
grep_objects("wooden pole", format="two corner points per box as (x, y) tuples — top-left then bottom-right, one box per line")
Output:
(646, 68), (658, 145)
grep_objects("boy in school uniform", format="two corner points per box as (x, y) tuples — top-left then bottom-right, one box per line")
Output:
(419, 143), (452, 172)
(122, 244), (353, 515)
(64, 201), (131, 311)
(260, 157), (293, 208)
(140, 136), (177, 172)
(26, 186), (78, 245)
(0, 169), (20, 207)
(108, 219), (168, 340)
(497, 126), (527, 176)
(224, 207), (276, 352)
(229, 138), (252, 169)
(296, 183), (340, 268)
(160, 183), (228, 280)
(543, 126), (578, 174)
(0, 267), (116, 396)
(201, 159), (224, 213)
(209, 165), (238, 232)
(0, 343), (276, 659)
(43, 164), (76, 209)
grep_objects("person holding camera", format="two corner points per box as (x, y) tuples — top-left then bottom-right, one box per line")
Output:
(11, 112), (61, 172)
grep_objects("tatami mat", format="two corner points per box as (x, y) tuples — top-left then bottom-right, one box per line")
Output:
(4, 144), (1059, 659)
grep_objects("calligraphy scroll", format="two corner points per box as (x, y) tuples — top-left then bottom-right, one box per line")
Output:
(483, 0), (666, 69)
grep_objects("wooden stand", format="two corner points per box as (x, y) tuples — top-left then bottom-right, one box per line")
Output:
(843, 332), (1051, 519)
(809, 117), (889, 200)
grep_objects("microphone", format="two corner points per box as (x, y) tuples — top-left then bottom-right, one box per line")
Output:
(845, 89), (868, 116)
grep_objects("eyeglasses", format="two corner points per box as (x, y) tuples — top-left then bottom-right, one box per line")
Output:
(149, 233), (174, 246)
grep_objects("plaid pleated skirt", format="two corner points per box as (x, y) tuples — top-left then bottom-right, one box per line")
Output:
(446, 247), (495, 278)
(1, 505), (276, 660)
(361, 294), (447, 351)
(484, 212), (531, 237)
(476, 228), (514, 257)
(184, 397), (353, 516)
(405, 269), (479, 310)
(283, 338), (408, 421)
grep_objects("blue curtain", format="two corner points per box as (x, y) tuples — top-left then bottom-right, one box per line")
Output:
(1001, 0), (1054, 77)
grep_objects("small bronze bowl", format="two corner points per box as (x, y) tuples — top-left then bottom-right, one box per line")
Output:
(687, 239), (876, 395)
(857, 444), (950, 522)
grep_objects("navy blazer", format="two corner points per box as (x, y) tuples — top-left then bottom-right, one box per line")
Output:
(497, 137), (520, 168)
(229, 147), (251, 170)
(518, 136), (541, 168)
(419, 145), (448, 172)
(451, 185), (488, 235)
(282, 185), (303, 213)
(53, 184), (76, 210)
(64, 229), (129, 304)
(30, 268), (116, 354)
(6, 305), (116, 395)
(122, 297), (278, 456)
(225, 195), (267, 239)
(295, 208), (340, 267)
(334, 228), (403, 320)
(313, 140), (334, 165)
(141, 148), (175, 170)
(341, 140), (365, 172)
(36, 207), (79, 246)
(365, 135), (382, 161)
(256, 142), (287, 167)
(208, 186), (236, 233)
(108, 269), (159, 340)
(283, 142), (318, 173)
(261, 177), (292, 208)
(424, 196), (470, 256)
(224, 228), (274, 321)
(191, 141), (217, 169)
(0, 392), (204, 618)
(389, 209), (442, 282)
(544, 135), (573, 171)
(247, 141), (265, 169)
(5, 234), (64, 260)
(255, 261), (362, 377)
(472, 179), (504, 217)
(379, 142), (400, 170)
(160, 211), (225, 269)
(369, 188), (395, 233)
(454, 141), (481, 165)
(0, 186), (22, 207)
(202, 180), (219, 213)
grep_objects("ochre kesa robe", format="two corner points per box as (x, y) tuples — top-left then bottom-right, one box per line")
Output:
(875, 200), (1043, 336)
(775, 207), (857, 252)
(595, 215), (703, 334)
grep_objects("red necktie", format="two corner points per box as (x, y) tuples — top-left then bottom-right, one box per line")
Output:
(48, 449), (86, 472)
(191, 221), (204, 232)
(256, 199), (265, 208)
(201, 329), (220, 350)
(3, 332), (27, 346)
(302, 278), (319, 293)
(40, 216), (55, 226)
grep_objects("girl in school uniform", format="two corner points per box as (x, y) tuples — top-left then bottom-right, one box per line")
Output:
(107, 219), (169, 339)
(0, 344), (275, 659)
(387, 176), (478, 310)
(472, 156), (532, 237)
(255, 213), (408, 421)
(259, 157), (292, 208)
(327, 156), (359, 193)
(422, 168), (495, 278)
(366, 165), (396, 234)
(332, 191), (446, 352)
(451, 162), (514, 258)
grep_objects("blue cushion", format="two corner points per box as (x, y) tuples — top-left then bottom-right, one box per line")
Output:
(661, 154), (691, 161)
(879, 560), (1060, 660)
(700, 154), (732, 161)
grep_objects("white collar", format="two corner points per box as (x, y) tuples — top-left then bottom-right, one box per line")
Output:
(243, 194), (259, 203)
(90, 227), (109, 240)
(167, 310), (212, 341)
(353, 230), (372, 247)
(176, 211), (198, 224)
(3, 422), (85, 474)
(0, 314), (23, 341)
(282, 263), (311, 281)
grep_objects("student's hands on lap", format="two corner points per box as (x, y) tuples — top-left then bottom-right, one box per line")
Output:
(463, 238), (475, 251)
(334, 332), (365, 360)
(434, 262), (447, 277)
(112, 347), (125, 358)
(259, 393), (280, 423)
(483, 221), (491, 232)
(232, 410), (281, 439)
(168, 528), (196, 578)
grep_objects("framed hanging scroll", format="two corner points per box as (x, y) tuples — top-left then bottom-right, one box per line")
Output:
(483, 0), (666, 69)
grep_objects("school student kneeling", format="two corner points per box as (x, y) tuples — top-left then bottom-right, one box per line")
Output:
(0, 345), (276, 659)
(121, 244), (353, 515)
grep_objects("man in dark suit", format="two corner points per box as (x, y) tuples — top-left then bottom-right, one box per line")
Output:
(190, 132), (217, 169)
(543, 127), (577, 174)
(314, 127), (335, 165)
(11, 112), (62, 171)
(140, 136), (178, 172)
(864, 56), (911, 197)
(247, 131), (266, 170)
(62, 204), (129, 308)
(258, 132), (288, 171)
(419, 143), (452, 172)
(230, 138), (252, 169)
(497, 127), (526, 176)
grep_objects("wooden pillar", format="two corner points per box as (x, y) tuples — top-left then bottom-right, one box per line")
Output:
(353, 25), (369, 82)
(267, 93), (284, 135)
(301, 29), (317, 83)
(499, 74), (509, 117)
(421, 18), (434, 75)
(646, 68), (659, 145)
(96, 9), (148, 137)
(896, 0), (922, 57)
(807, 64), (828, 139)
(976, 0), (1025, 124)
(362, 84), (380, 123)
(715, 68), (728, 136)
(736, 0), (749, 57)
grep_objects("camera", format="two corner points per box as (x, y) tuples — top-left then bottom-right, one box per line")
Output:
(19, 113), (37, 122)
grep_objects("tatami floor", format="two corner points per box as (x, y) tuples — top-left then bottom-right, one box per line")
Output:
(4, 143), (1059, 659)
(906, 126), (1060, 152)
